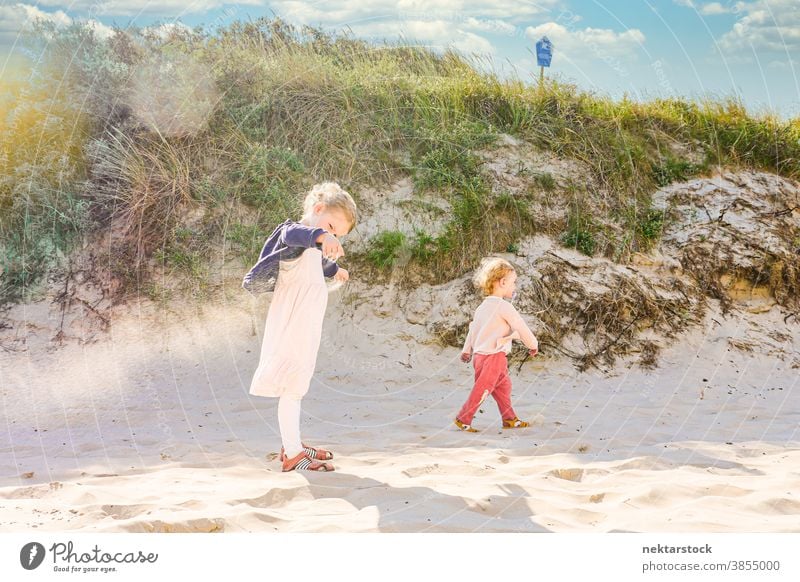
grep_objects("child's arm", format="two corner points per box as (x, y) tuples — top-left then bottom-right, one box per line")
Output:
(282, 222), (344, 265)
(281, 223), (326, 248)
(322, 257), (340, 278)
(461, 322), (474, 362)
(502, 302), (538, 354)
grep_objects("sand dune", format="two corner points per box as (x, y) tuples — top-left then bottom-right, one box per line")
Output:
(2, 283), (798, 532)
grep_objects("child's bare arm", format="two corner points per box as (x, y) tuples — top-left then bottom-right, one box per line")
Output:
(315, 232), (344, 261)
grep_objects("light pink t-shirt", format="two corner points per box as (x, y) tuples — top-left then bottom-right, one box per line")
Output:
(462, 296), (538, 355)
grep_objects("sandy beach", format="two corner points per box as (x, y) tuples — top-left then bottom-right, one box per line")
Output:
(2, 271), (798, 532)
(3, 0), (800, 542)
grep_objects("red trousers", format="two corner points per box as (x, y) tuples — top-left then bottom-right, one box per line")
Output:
(457, 352), (517, 426)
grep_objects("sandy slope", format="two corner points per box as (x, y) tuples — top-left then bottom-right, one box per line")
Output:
(2, 279), (799, 532)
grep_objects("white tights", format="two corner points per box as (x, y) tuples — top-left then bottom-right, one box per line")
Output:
(277, 394), (303, 458)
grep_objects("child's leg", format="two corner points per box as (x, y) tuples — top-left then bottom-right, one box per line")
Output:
(277, 393), (304, 458)
(490, 359), (518, 421)
(456, 352), (505, 426)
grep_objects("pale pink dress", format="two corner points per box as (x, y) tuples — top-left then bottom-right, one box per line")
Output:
(249, 247), (328, 398)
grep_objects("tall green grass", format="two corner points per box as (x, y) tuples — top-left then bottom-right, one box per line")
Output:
(1, 17), (798, 301)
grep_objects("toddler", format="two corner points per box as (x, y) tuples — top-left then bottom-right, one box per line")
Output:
(455, 257), (538, 432)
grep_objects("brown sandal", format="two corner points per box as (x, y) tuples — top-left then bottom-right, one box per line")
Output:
(279, 443), (334, 462)
(454, 419), (479, 433)
(502, 417), (530, 429)
(281, 451), (334, 472)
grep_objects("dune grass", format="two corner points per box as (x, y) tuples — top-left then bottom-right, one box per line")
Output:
(1, 17), (798, 302)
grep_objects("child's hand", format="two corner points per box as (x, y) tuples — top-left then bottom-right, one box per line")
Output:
(334, 268), (349, 282)
(528, 347), (538, 357)
(461, 352), (472, 363)
(317, 232), (344, 261)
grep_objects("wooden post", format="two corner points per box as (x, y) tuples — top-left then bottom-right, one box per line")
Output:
(539, 66), (544, 86)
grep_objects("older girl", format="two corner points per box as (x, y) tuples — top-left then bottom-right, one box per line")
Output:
(244, 182), (357, 471)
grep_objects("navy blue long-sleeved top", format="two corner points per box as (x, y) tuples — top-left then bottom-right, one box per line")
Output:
(241, 219), (339, 295)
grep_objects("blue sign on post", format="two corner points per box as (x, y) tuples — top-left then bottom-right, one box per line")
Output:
(536, 36), (553, 67)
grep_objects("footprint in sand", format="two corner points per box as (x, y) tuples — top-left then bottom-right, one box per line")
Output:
(758, 498), (800, 514)
(548, 468), (584, 482)
(127, 518), (225, 533)
(403, 463), (490, 478)
(4, 483), (61, 499)
(402, 464), (442, 478)
(101, 504), (152, 520)
(236, 486), (313, 508)
(703, 484), (752, 498)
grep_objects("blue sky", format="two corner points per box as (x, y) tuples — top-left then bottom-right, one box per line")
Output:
(1, 1), (798, 117)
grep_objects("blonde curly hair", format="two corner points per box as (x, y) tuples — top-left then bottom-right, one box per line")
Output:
(472, 257), (515, 296)
(302, 182), (358, 228)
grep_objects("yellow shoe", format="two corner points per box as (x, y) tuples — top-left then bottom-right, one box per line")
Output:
(454, 419), (479, 433)
(502, 417), (530, 429)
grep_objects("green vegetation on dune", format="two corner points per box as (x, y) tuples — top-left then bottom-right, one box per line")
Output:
(1, 18), (798, 302)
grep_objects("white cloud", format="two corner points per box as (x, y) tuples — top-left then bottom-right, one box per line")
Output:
(0, 3), (114, 49)
(700, 2), (731, 15)
(266, 1), (567, 56)
(348, 19), (496, 55)
(718, 0), (800, 53)
(767, 58), (797, 69)
(143, 22), (193, 39)
(525, 22), (646, 60)
(271, 0), (562, 26)
(462, 17), (517, 36)
(452, 31), (495, 55)
(0, 1), (565, 60)
(23, 0), (261, 18)
(16, 4), (73, 28)
(674, 1), (734, 15)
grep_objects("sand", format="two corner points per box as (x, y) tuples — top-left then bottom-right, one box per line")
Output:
(2, 277), (799, 533)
